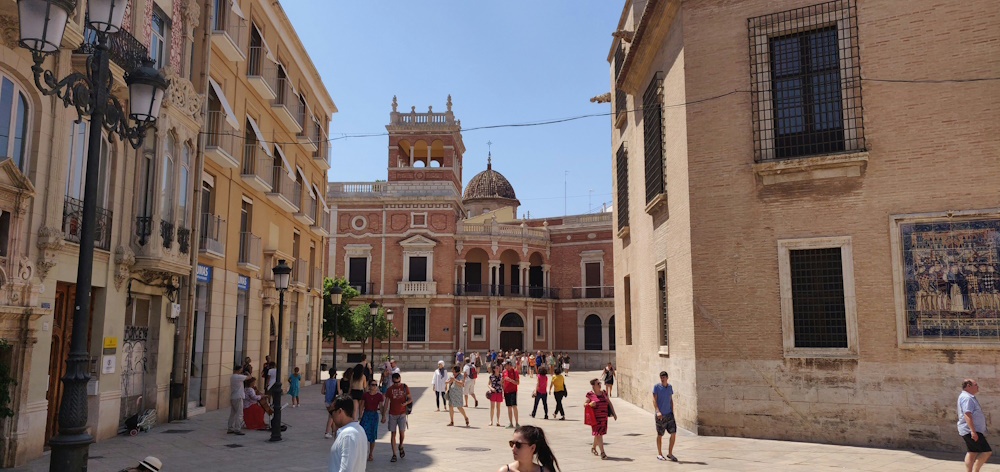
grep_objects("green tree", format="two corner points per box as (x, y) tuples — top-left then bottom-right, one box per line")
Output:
(322, 277), (359, 341)
(347, 305), (398, 356)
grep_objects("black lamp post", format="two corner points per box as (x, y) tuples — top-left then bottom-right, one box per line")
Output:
(17, 0), (168, 469)
(270, 260), (292, 442)
(328, 285), (342, 377)
(385, 309), (393, 361)
(368, 301), (378, 372)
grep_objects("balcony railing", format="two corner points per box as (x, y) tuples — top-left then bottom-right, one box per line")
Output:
(350, 282), (375, 295)
(299, 119), (319, 152)
(205, 110), (238, 168)
(307, 196), (317, 221)
(272, 75), (303, 132)
(135, 215), (153, 246)
(238, 232), (261, 270)
(267, 166), (299, 212)
(247, 45), (277, 98)
(292, 259), (308, 287)
(455, 284), (559, 299)
(160, 220), (174, 249)
(397, 281), (437, 296)
(212, 0), (246, 61)
(572, 286), (615, 299)
(321, 211), (331, 231)
(313, 268), (322, 290)
(241, 144), (273, 191)
(78, 19), (149, 74)
(63, 195), (112, 251)
(199, 213), (225, 257)
(177, 226), (190, 254)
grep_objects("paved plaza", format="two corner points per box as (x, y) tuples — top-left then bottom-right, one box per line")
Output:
(14, 370), (997, 471)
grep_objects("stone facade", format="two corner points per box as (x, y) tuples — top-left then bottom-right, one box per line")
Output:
(609, 0), (999, 452)
(325, 99), (616, 370)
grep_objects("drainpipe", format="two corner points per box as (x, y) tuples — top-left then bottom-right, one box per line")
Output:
(170, 0), (213, 421)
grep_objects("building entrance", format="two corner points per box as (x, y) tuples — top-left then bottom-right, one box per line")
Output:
(499, 313), (524, 352)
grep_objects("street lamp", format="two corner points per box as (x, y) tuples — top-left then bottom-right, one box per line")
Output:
(270, 260), (292, 442)
(385, 309), (393, 362)
(17, 1), (168, 469)
(328, 285), (342, 376)
(369, 301), (378, 373)
(462, 321), (468, 356)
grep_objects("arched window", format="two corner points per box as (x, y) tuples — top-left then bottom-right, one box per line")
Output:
(160, 134), (175, 221)
(584, 314), (602, 350)
(500, 312), (523, 327)
(608, 315), (616, 350)
(0, 75), (31, 172)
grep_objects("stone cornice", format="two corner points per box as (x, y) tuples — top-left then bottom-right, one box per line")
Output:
(616, 0), (682, 95)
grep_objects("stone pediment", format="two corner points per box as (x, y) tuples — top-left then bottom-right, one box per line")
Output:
(399, 234), (438, 249)
(0, 158), (35, 201)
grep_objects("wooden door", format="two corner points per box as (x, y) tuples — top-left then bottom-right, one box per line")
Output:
(45, 283), (75, 444)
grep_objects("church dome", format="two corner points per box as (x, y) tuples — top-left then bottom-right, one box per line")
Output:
(462, 156), (518, 202)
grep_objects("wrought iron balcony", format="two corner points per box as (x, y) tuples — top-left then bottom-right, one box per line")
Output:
(177, 226), (191, 254)
(135, 216), (153, 246)
(292, 259), (308, 288)
(298, 117), (319, 152)
(455, 283), (559, 299)
(238, 232), (261, 271)
(313, 268), (322, 291)
(572, 286), (614, 299)
(350, 282), (375, 295)
(199, 213), (226, 258)
(63, 196), (112, 251)
(160, 220), (175, 249)
(247, 45), (277, 100)
(78, 20), (150, 75)
(240, 144), (273, 192)
(271, 75), (303, 132)
(212, 0), (246, 62)
(205, 110), (239, 169)
(266, 166), (299, 212)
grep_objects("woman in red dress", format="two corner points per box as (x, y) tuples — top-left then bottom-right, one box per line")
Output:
(584, 378), (616, 459)
(242, 377), (268, 430)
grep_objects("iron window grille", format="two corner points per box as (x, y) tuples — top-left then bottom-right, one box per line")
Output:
(63, 196), (112, 251)
(748, 0), (864, 162)
(407, 308), (426, 342)
(658, 268), (668, 347)
(614, 42), (627, 125)
(160, 220), (175, 249)
(789, 247), (848, 348)
(616, 144), (629, 231)
(643, 72), (665, 203)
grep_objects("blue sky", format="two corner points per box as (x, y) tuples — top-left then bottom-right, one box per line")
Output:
(282, 1), (623, 218)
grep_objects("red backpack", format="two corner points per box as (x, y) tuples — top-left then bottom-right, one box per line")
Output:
(470, 365), (478, 379)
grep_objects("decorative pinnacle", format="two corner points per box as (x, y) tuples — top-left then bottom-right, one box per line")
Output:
(487, 141), (493, 169)
(447, 94), (453, 111)
(392, 95), (398, 112)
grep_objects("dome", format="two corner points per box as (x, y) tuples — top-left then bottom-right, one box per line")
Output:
(462, 156), (518, 203)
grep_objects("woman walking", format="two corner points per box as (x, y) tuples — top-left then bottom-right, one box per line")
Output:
(530, 366), (549, 419)
(350, 364), (367, 421)
(601, 363), (616, 397)
(431, 360), (448, 411)
(548, 367), (566, 420)
(446, 364), (470, 427)
(488, 364), (504, 426)
(322, 367), (339, 438)
(360, 380), (384, 462)
(497, 425), (560, 472)
(585, 378), (616, 459)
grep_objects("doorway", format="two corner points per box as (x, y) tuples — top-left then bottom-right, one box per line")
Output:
(120, 298), (150, 428)
(189, 281), (209, 408)
(499, 313), (524, 352)
(45, 283), (92, 445)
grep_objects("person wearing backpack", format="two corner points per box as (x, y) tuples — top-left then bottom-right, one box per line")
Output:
(381, 372), (412, 463)
(463, 358), (480, 408)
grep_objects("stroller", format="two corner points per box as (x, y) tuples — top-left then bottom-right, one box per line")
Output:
(123, 396), (156, 436)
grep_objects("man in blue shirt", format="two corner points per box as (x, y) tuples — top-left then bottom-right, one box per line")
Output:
(958, 378), (991, 472)
(653, 371), (677, 462)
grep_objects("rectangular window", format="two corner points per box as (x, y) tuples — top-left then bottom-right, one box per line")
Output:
(789, 248), (847, 348)
(616, 144), (629, 232)
(150, 8), (169, 70)
(348, 257), (367, 293)
(778, 237), (858, 358)
(65, 121), (110, 208)
(624, 275), (632, 345)
(656, 265), (669, 353)
(407, 308), (426, 342)
(234, 288), (248, 366)
(748, 0), (864, 162)
(614, 41), (627, 127)
(408, 256), (427, 282)
(643, 72), (665, 203)
(535, 318), (544, 340)
(411, 212), (427, 227)
(585, 262), (601, 297)
(472, 316), (484, 339)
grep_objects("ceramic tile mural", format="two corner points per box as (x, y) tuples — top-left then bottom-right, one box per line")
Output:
(901, 217), (1000, 341)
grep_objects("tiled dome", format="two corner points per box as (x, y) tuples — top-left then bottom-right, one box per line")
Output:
(462, 156), (518, 202)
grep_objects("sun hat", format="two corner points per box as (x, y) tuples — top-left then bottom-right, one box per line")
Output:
(138, 456), (162, 471)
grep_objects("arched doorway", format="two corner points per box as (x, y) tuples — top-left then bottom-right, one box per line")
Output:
(499, 312), (524, 352)
(584, 314), (602, 350)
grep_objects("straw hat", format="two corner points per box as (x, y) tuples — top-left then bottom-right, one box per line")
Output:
(138, 456), (162, 471)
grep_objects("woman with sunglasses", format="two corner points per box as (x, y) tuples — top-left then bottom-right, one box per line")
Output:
(585, 378), (617, 459)
(498, 425), (560, 472)
(360, 380), (384, 462)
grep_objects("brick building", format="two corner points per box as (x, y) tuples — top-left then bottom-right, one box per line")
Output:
(325, 98), (616, 369)
(609, 0), (999, 452)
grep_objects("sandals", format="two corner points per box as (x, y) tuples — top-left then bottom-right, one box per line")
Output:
(465, 417), (470, 427)
(390, 455), (397, 463)
(447, 422), (454, 426)
(667, 454), (678, 462)
(601, 452), (608, 460)
(591, 447), (599, 456)
(399, 445), (405, 458)
(657, 455), (667, 461)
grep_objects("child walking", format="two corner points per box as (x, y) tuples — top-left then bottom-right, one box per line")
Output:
(288, 367), (301, 407)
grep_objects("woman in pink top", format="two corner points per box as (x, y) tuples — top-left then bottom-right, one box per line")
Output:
(530, 366), (549, 419)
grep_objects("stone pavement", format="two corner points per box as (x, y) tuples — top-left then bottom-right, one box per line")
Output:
(14, 369), (997, 471)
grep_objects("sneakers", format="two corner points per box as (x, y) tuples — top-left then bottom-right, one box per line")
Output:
(505, 424), (514, 429)
(324, 432), (333, 439)
(232, 431), (245, 436)
(667, 454), (678, 462)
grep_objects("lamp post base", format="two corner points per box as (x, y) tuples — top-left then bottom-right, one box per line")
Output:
(268, 387), (283, 442)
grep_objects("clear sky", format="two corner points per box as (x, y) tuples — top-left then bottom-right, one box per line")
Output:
(282, 1), (624, 218)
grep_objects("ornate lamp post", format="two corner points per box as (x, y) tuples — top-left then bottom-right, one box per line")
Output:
(385, 309), (393, 361)
(17, 0), (168, 469)
(328, 285), (342, 376)
(368, 301), (378, 371)
(462, 321), (468, 356)
(270, 260), (292, 442)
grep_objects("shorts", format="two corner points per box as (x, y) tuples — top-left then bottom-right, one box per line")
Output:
(562, 363), (569, 370)
(464, 378), (476, 395)
(963, 432), (992, 453)
(504, 392), (518, 407)
(350, 389), (364, 400)
(387, 413), (407, 432)
(656, 412), (677, 435)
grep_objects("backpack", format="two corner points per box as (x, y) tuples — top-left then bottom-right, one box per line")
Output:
(470, 365), (478, 379)
(403, 384), (413, 415)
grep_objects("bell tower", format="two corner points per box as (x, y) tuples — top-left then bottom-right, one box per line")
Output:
(386, 95), (465, 189)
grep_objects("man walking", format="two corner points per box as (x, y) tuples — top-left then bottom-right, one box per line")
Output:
(463, 358), (479, 408)
(227, 365), (247, 435)
(959, 379), (992, 472)
(382, 373), (411, 463)
(653, 371), (677, 462)
(329, 394), (367, 472)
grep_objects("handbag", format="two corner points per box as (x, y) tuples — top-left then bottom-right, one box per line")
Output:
(584, 404), (596, 426)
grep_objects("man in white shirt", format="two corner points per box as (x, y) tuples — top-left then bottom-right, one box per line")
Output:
(228, 365), (247, 435)
(462, 359), (479, 408)
(329, 394), (368, 472)
(389, 359), (400, 375)
(958, 378), (991, 472)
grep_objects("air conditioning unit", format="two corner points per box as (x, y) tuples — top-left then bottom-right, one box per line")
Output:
(169, 303), (181, 319)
